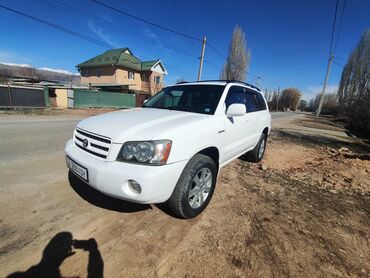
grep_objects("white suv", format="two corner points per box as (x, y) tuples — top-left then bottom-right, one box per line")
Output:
(65, 81), (271, 218)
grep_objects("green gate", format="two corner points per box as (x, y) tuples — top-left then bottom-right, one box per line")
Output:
(73, 90), (136, 108)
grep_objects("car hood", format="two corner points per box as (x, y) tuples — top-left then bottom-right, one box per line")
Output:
(76, 108), (209, 143)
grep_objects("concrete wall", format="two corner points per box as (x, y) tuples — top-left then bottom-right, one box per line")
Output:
(74, 90), (135, 108)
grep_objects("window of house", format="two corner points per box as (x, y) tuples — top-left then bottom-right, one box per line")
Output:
(154, 76), (161, 84)
(142, 74), (149, 82)
(128, 71), (134, 80)
(81, 68), (89, 77)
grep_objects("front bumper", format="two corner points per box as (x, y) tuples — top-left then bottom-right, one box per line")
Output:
(65, 139), (188, 204)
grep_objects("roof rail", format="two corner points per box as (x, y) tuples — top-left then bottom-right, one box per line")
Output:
(224, 80), (261, 92)
(175, 80), (261, 92)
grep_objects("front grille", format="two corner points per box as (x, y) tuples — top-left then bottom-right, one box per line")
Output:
(74, 129), (111, 159)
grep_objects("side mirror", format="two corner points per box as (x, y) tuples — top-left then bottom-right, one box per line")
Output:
(226, 103), (246, 117)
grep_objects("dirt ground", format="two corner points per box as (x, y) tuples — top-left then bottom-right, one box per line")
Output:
(1, 113), (369, 277)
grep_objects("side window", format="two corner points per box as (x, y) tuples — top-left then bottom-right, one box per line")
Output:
(256, 93), (267, 110)
(245, 93), (259, 112)
(225, 86), (246, 109)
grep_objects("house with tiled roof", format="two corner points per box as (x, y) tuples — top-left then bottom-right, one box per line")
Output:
(76, 48), (167, 95)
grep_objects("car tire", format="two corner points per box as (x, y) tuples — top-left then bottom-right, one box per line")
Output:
(168, 154), (217, 219)
(245, 133), (267, 163)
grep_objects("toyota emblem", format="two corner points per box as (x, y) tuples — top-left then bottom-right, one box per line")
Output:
(83, 139), (89, 148)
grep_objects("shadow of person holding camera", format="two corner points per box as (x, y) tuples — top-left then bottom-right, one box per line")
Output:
(7, 231), (104, 278)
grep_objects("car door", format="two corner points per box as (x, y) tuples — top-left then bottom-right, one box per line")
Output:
(245, 91), (263, 147)
(221, 86), (256, 163)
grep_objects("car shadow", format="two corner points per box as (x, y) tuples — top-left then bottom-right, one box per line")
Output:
(68, 171), (151, 213)
(6, 231), (104, 278)
(154, 202), (183, 219)
(238, 154), (249, 162)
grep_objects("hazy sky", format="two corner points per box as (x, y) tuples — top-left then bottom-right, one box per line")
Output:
(0, 0), (369, 100)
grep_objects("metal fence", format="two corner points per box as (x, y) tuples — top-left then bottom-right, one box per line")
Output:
(73, 90), (136, 108)
(0, 85), (47, 107)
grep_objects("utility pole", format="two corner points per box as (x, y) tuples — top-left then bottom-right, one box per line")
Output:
(276, 87), (280, 112)
(316, 54), (334, 119)
(197, 36), (206, 81)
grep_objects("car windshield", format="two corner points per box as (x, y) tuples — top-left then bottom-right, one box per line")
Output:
(142, 85), (225, 115)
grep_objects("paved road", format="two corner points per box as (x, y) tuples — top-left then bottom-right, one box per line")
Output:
(0, 112), (300, 165)
(0, 111), (302, 277)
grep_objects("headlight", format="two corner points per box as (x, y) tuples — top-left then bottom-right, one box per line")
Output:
(118, 140), (172, 165)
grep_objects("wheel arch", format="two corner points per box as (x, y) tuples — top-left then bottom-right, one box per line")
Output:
(196, 146), (220, 170)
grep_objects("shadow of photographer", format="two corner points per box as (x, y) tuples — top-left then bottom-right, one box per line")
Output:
(7, 232), (104, 278)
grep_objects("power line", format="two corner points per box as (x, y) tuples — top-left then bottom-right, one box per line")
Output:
(30, 0), (200, 60)
(328, 0), (339, 57)
(332, 60), (344, 68)
(333, 0), (346, 53)
(133, 52), (195, 77)
(90, 0), (202, 42)
(0, 2), (196, 79)
(0, 3), (113, 49)
(89, 0), (266, 86)
(206, 41), (264, 81)
(172, 46), (200, 67)
(7, 0), (266, 86)
(316, 0), (340, 119)
(171, 0), (188, 34)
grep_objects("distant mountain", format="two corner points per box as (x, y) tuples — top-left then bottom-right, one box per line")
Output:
(0, 63), (81, 84)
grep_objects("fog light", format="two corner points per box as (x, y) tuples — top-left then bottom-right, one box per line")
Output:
(128, 179), (141, 194)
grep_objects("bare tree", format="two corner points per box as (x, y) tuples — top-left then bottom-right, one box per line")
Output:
(279, 88), (302, 111)
(338, 29), (370, 133)
(313, 93), (339, 115)
(220, 25), (251, 81)
(299, 100), (308, 111)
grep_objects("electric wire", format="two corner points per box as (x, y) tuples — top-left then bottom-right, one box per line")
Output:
(31, 0), (200, 59)
(90, 0), (202, 42)
(333, 0), (346, 53)
(328, 0), (339, 57)
(89, 0), (266, 86)
(0, 3), (114, 49)
(0, 2), (197, 79)
(171, 0), (189, 34)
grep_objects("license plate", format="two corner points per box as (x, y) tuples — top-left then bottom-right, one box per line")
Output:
(66, 156), (88, 181)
